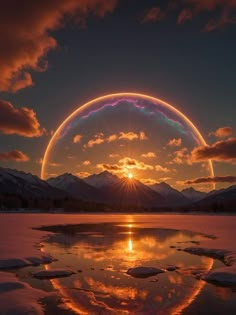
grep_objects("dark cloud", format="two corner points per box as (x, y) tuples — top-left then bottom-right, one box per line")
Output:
(142, 1), (236, 31)
(191, 138), (236, 162)
(184, 175), (236, 184)
(141, 7), (165, 23)
(0, 150), (29, 162)
(0, 0), (117, 92)
(0, 100), (45, 137)
(177, 9), (193, 24)
(209, 126), (233, 138)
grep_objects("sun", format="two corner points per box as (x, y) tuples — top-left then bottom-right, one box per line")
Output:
(128, 173), (133, 179)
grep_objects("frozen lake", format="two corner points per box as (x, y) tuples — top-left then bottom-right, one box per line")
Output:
(0, 213), (236, 314)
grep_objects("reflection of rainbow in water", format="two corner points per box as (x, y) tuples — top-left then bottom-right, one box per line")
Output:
(40, 223), (214, 314)
(41, 92), (214, 187)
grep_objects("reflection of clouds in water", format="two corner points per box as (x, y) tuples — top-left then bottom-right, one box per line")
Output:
(85, 276), (148, 301)
(41, 224), (214, 314)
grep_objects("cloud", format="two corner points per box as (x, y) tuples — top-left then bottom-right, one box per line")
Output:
(177, 9), (193, 24)
(84, 131), (148, 148)
(155, 165), (171, 173)
(173, 147), (192, 165)
(0, 150), (29, 162)
(167, 138), (182, 147)
(141, 7), (165, 23)
(140, 178), (157, 185)
(109, 153), (120, 158)
(209, 127), (233, 138)
(97, 163), (123, 172)
(183, 175), (236, 185)
(119, 157), (154, 170)
(180, 0), (236, 31)
(141, 152), (156, 158)
(107, 134), (118, 142)
(82, 160), (91, 166)
(140, 1), (236, 31)
(0, 0), (117, 92)
(119, 131), (148, 141)
(0, 100), (45, 137)
(140, 131), (148, 140)
(76, 171), (91, 178)
(73, 134), (83, 143)
(191, 137), (236, 162)
(85, 135), (104, 148)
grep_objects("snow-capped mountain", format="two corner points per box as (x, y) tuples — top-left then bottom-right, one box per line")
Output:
(181, 187), (207, 202)
(47, 173), (101, 201)
(0, 167), (65, 198)
(150, 182), (188, 205)
(84, 171), (120, 188)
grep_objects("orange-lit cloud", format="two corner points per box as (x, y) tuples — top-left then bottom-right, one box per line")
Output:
(139, 131), (148, 140)
(85, 135), (105, 148)
(173, 147), (192, 165)
(119, 131), (148, 141)
(0, 0), (118, 92)
(76, 171), (91, 178)
(141, 7), (165, 23)
(191, 137), (236, 163)
(141, 152), (156, 158)
(107, 134), (118, 142)
(155, 165), (171, 173)
(0, 100), (45, 137)
(97, 157), (154, 173)
(84, 131), (148, 148)
(82, 160), (91, 166)
(168, 138), (182, 147)
(119, 157), (154, 170)
(0, 150), (29, 162)
(183, 175), (236, 184)
(97, 163), (123, 172)
(73, 134), (83, 143)
(209, 126), (233, 138)
(109, 153), (120, 158)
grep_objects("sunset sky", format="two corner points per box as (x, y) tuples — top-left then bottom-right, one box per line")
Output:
(0, 0), (236, 191)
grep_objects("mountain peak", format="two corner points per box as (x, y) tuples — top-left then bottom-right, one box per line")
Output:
(84, 171), (119, 188)
(181, 187), (207, 202)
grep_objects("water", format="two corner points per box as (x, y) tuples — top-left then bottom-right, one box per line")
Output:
(15, 220), (236, 315)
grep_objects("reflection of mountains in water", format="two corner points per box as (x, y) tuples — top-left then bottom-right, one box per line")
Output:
(35, 223), (208, 248)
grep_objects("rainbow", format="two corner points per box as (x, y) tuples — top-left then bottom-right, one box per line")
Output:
(41, 92), (214, 181)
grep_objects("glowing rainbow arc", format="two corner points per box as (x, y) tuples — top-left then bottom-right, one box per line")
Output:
(41, 92), (214, 181)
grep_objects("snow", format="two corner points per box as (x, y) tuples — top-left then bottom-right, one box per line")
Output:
(33, 269), (75, 279)
(183, 246), (236, 286)
(127, 266), (165, 278)
(0, 271), (53, 315)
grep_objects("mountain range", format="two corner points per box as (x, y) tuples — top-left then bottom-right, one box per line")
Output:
(0, 167), (235, 212)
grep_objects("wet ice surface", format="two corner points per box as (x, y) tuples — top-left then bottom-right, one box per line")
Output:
(1, 214), (236, 315)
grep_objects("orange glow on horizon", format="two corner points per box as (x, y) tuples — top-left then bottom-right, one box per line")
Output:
(41, 92), (214, 188)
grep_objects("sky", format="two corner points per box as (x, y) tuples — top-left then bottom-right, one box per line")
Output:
(0, 0), (236, 191)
